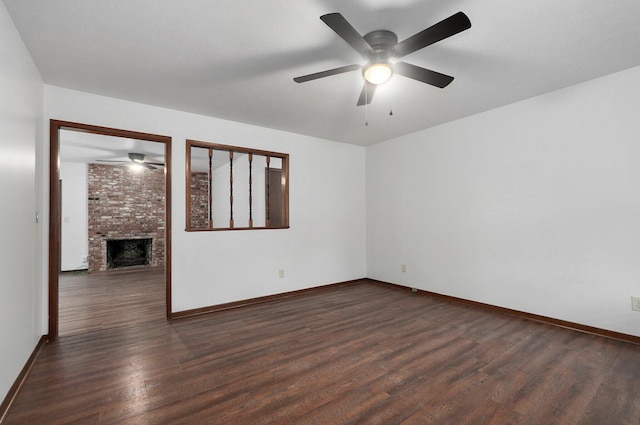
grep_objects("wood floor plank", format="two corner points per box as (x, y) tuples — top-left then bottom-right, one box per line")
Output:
(4, 269), (640, 424)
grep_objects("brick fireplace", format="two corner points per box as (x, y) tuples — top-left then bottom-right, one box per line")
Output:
(88, 164), (165, 272)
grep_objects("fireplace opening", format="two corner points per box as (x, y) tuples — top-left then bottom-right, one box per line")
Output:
(106, 238), (152, 269)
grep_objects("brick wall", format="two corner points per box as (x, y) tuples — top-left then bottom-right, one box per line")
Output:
(190, 172), (209, 228)
(88, 164), (165, 271)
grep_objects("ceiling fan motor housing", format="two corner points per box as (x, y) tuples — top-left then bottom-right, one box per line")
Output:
(363, 30), (398, 60)
(128, 153), (145, 163)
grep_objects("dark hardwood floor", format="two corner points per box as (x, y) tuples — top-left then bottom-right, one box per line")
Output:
(58, 267), (166, 336)
(4, 269), (640, 424)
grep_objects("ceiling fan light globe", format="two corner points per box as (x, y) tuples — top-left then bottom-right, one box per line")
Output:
(364, 63), (393, 85)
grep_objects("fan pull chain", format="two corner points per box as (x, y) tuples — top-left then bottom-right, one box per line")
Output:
(365, 83), (369, 126)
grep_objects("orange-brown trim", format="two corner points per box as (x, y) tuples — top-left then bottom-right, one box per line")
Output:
(185, 139), (290, 231)
(49, 120), (173, 335)
(368, 279), (640, 346)
(48, 124), (60, 338)
(187, 139), (289, 158)
(0, 336), (47, 423)
(172, 279), (366, 319)
(185, 226), (291, 232)
(185, 141), (193, 230)
(164, 135), (173, 320)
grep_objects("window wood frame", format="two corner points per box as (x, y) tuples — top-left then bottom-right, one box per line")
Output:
(185, 139), (289, 231)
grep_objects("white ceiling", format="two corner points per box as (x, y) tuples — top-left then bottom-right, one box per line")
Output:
(59, 130), (164, 164)
(5, 0), (640, 146)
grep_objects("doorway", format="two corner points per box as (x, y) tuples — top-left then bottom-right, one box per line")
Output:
(49, 120), (172, 339)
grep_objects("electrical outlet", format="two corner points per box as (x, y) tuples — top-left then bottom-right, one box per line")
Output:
(632, 296), (640, 312)
(401, 264), (407, 273)
(279, 269), (285, 279)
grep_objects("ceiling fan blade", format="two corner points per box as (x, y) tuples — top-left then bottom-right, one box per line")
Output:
(293, 64), (361, 83)
(143, 163), (157, 170)
(357, 82), (377, 106)
(320, 13), (373, 55)
(394, 62), (454, 88)
(95, 159), (127, 163)
(393, 12), (471, 58)
(146, 162), (165, 166)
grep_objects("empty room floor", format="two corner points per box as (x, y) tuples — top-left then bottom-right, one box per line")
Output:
(4, 269), (640, 424)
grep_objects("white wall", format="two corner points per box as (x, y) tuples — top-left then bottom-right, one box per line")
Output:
(367, 65), (640, 337)
(60, 162), (88, 271)
(0, 2), (43, 402)
(43, 86), (367, 312)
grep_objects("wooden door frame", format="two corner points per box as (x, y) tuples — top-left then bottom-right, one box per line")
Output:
(48, 120), (172, 340)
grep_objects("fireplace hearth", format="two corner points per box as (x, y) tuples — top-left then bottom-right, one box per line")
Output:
(106, 238), (152, 269)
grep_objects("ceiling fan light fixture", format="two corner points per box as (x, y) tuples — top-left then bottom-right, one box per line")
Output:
(364, 62), (393, 85)
(128, 152), (145, 163)
(129, 162), (144, 172)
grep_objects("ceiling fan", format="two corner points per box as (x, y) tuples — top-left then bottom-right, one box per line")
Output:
(96, 153), (164, 170)
(294, 11), (471, 105)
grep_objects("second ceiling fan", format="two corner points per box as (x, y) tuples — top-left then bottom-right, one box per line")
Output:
(294, 11), (471, 106)
(96, 152), (164, 170)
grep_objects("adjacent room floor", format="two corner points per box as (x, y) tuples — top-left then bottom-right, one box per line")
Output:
(57, 266), (166, 337)
(4, 268), (640, 424)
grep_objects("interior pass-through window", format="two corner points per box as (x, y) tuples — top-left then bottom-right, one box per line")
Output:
(186, 140), (289, 231)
